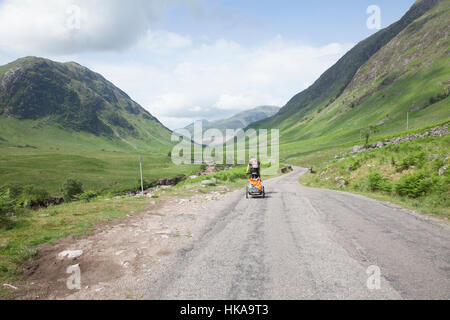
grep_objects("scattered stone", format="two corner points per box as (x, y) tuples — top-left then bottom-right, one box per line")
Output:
(350, 124), (448, 154)
(58, 250), (83, 260)
(439, 166), (448, 177)
(352, 145), (363, 153)
(428, 154), (439, 161)
(3, 283), (18, 290)
(201, 179), (216, 185)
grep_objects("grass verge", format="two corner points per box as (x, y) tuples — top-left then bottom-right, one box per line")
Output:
(299, 134), (449, 219)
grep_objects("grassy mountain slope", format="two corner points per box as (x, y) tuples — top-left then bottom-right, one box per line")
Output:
(251, 0), (449, 164)
(0, 57), (172, 152)
(252, 0), (441, 131)
(184, 105), (280, 135)
(0, 57), (196, 197)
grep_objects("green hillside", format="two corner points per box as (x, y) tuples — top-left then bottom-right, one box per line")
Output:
(0, 57), (196, 197)
(0, 57), (172, 152)
(251, 0), (449, 163)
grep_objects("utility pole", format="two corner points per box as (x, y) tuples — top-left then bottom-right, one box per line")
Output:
(139, 156), (144, 195)
(407, 112), (409, 132)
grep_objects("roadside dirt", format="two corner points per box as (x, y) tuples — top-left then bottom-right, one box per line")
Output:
(13, 187), (237, 300)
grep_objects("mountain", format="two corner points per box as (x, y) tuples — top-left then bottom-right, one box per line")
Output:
(0, 57), (172, 151)
(184, 105), (280, 135)
(250, 0), (449, 162)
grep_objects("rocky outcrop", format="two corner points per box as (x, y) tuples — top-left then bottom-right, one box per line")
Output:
(351, 124), (448, 154)
(280, 166), (293, 174)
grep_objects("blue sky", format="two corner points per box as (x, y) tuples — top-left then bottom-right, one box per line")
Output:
(0, 0), (415, 129)
(156, 0), (414, 46)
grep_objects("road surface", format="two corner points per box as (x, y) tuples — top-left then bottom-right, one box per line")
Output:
(145, 167), (450, 300)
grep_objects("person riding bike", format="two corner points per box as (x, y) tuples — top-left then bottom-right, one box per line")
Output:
(246, 157), (261, 180)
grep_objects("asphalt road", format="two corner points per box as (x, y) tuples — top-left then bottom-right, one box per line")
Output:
(145, 167), (450, 300)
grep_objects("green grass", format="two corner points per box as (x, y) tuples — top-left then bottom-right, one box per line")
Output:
(0, 196), (150, 298)
(0, 147), (200, 196)
(300, 134), (449, 219)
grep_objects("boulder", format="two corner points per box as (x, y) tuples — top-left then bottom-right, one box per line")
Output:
(352, 145), (363, 153)
(58, 250), (83, 260)
(201, 179), (216, 186)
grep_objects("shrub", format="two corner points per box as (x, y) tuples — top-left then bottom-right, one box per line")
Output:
(0, 183), (23, 200)
(395, 152), (426, 172)
(76, 191), (98, 202)
(212, 170), (246, 182)
(368, 171), (392, 193)
(19, 185), (50, 207)
(395, 172), (434, 198)
(0, 190), (15, 222)
(349, 159), (362, 171)
(391, 156), (396, 166)
(431, 158), (445, 172)
(61, 179), (84, 202)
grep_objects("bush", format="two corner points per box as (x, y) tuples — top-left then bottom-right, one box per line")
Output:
(349, 159), (362, 171)
(395, 172), (434, 198)
(0, 183), (23, 200)
(75, 191), (98, 202)
(18, 185), (50, 207)
(61, 179), (84, 202)
(0, 190), (15, 221)
(368, 171), (392, 193)
(395, 152), (426, 172)
(212, 170), (247, 182)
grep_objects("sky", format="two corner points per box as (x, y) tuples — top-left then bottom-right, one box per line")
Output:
(0, 0), (415, 129)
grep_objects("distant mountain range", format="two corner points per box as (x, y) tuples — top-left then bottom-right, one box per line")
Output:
(184, 105), (280, 135)
(0, 57), (172, 151)
(182, 105), (279, 145)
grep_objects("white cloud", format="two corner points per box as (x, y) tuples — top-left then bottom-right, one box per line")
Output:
(90, 36), (353, 129)
(137, 30), (192, 54)
(0, 1), (354, 130)
(0, 0), (196, 54)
